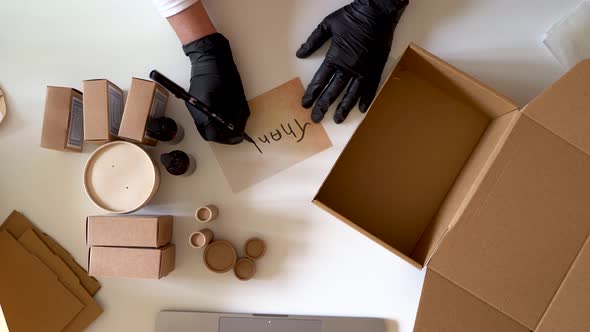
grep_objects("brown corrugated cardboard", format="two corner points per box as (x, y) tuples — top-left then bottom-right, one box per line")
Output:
(414, 269), (528, 332)
(41, 87), (84, 152)
(83, 79), (124, 142)
(313, 43), (590, 331)
(429, 113), (590, 329)
(88, 245), (176, 279)
(119, 78), (169, 145)
(0, 231), (84, 332)
(0, 210), (101, 296)
(86, 215), (173, 248)
(314, 44), (518, 267)
(536, 236), (590, 332)
(18, 229), (102, 332)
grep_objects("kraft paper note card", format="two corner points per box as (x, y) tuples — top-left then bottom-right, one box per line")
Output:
(211, 78), (333, 193)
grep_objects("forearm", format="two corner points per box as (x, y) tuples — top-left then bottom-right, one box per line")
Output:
(167, 2), (216, 45)
(153, 0), (217, 45)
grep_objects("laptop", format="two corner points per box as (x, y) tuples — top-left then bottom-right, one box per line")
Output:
(156, 311), (386, 332)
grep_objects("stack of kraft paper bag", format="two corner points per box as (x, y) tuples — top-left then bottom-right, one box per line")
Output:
(0, 210), (102, 332)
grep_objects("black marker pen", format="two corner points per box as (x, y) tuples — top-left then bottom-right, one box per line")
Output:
(149, 70), (261, 153)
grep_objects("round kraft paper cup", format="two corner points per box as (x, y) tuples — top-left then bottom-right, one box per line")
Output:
(244, 238), (266, 261)
(234, 258), (256, 281)
(189, 229), (214, 249)
(84, 141), (160, 214)
(203, 240), (237, 273)
(195, 205), (218, 224)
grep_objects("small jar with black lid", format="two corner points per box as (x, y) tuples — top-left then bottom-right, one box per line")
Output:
(146, 116), (184, 145)
(160, 150), (196, 177)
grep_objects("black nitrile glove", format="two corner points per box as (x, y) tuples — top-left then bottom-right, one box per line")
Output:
(183, 33), (250, 144)
(297, 0), (409, 124)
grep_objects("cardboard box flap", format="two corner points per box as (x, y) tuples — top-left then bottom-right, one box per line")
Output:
(0, 231), (84, 332)
(414, 269), (529, 332)
(314, 43), (517, 267)
(18, 228), (102, 332)
(412, 111), (520, 265)
(429, 115), (590, 329)
(406, 44), (519, 117)
(536, 235), (590, 332)
(523, 60), (590, 156)
(1, 210), (101, 295)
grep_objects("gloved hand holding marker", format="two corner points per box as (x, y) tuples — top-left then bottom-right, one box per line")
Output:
(152, 0), (409, 150)
(149, 70), (262, 154)
(298, 0), (409, 124)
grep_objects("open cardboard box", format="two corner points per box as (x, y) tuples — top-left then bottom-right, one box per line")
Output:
(314, 44), (590, 331)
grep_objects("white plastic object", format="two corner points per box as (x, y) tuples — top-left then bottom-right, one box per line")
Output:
(544, 1), (590, 69)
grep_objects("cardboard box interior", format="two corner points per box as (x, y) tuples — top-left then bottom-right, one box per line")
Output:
(314, 44), (518, 267)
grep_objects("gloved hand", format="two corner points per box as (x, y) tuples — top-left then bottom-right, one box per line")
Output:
(183, 33), (250, 144)
(297, 0), (409, 124)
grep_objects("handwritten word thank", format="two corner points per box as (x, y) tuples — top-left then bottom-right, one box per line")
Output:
(258, 118), (311, 145)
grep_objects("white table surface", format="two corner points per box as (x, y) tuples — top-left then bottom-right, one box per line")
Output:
(0, 0), (583, 331)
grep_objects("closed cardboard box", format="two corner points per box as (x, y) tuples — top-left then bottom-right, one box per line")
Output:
(88, 245), (175, 279)
(41, 87), (84, 152)
(83, 79), (124, 142)
(118, 78), (169, 146)
(86, 215), (173, 248)
(314, 43), (590, 331)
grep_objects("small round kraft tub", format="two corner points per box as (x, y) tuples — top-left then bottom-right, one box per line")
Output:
(84, 141), (160, 214)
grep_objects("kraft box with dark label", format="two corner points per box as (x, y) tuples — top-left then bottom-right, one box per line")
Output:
(83, 79), (124, 143)
(118, 78), (169, 146)
(41, 87), (84, 152)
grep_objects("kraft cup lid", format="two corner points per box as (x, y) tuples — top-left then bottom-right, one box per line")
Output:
(234, 258), (256, 281)
(245, 238), (266, 260)
(203, 240), (237, 273)
(84, 141), (159, 214)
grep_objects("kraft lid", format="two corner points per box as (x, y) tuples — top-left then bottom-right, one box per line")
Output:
(244, 238), (266, 260)
(84, 141), (160, 213)
(234, 258), (256, 281)
(0, 89), (5, 124)
(203, 240), (237, 273)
